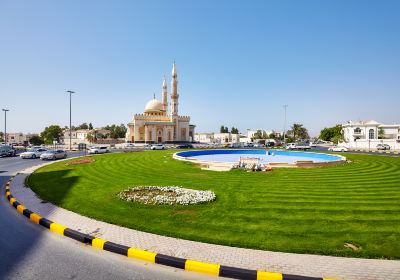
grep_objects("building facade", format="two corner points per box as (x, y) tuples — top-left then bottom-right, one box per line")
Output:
(340, 120), (400, 150)
(125, 63), (195, 143)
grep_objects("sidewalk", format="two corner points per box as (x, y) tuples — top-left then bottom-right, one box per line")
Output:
(8, 166), (400, 280)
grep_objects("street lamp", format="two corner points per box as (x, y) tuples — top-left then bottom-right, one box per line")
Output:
(2, 109), (9, 145)
(66, 91), (75, 151)
(283, 105), (288, 144)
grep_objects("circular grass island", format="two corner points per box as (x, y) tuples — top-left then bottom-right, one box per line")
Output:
(27, 151), (400, 259)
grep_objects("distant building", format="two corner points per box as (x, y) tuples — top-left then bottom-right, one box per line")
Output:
(62, 129), (112, 145)
(5, 133), (38, 145)
(194, 132), (240, 144)
(341, 120), (400, 150)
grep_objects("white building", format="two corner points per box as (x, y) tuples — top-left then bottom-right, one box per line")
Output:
(194, 132), (240, 144)
(125, 63), (195, 143)
(340, 120), (400, 150)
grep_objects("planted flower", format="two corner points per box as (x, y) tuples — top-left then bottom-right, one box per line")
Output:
(117, 186), (216, 205)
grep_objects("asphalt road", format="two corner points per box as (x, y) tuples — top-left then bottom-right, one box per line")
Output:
(0, 154), (215, 280)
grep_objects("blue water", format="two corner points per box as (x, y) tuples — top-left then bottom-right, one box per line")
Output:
(176, 149), (341, 164)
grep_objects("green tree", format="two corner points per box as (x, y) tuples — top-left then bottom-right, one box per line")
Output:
(41, 125), (63, 144)
(76, 123), (89, 130)
(0, 132), (3, 142)
(29, 135), (44, 146)
(287, 123), (309, 142)
(378, 127), (385, 139)
(88, 123), (93, 130)
(103, 124), (127, 139)
(219, 125), (229, 133)
(231, 127), (239, 134)
(319, 125), (343, 143)
(252, 130), (263, 139)
(269, 132), (276, 139)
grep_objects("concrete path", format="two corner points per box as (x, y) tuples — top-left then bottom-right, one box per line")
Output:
(9, 165), (400, 280)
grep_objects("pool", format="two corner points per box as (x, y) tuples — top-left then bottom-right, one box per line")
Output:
(174, 149), (346, 169)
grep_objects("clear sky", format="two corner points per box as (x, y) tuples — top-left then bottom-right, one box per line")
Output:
(1, 0), (399, 136)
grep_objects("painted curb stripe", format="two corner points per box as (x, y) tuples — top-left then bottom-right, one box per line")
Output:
(39, 217), (53, 229)
(155, 254), (186, 269)
(127, 248), (156, 263)
(282, 274), (322, 280)
(64, 228), (94, 244)
(257, 271), (283, 280)
(92, 238), (106, 249)
(185, 259), (220, 276)
(3, 178), (339, 280)
(103, 241), (129, 256)
(50, 223), (67, 235)
(220, 265), (257, 279)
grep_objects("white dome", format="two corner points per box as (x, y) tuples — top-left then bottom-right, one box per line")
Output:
(144, 98), (163, 113)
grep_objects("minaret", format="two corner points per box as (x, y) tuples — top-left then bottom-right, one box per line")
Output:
(162, 77), (168, 113)
(170, 62), (179, 116)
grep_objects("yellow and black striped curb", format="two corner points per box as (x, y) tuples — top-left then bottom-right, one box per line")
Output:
(4, 177), (336, 280)
(350, 150), (399, 154)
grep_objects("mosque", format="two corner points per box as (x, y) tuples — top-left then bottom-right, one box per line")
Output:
(125, 63), (195, 143)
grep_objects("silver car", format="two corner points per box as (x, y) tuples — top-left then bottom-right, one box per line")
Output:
(20, 148), (47, 159)
(40, 150), (67, 160)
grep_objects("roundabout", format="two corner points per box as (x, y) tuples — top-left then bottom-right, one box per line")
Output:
(26, 150), (400, 260)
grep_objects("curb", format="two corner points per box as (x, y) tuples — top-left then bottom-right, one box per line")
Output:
(4, 176), (337, 280)
(350, 149), (399, 154)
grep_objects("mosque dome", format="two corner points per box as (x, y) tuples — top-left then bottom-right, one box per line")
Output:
(144, 98), (163, 113)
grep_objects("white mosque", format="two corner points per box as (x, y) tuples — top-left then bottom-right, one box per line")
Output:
(125, 63), (195, 143)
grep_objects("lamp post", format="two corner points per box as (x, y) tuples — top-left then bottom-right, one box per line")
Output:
(283, 105), (288, 144)
(2, 109), (9, 145)
(66, 91), (75, 151)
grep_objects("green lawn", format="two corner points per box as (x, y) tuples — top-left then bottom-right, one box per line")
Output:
(27, 151), (400, 259)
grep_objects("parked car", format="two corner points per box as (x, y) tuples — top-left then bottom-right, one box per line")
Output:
(0, 145), (16, 157)
(124, 143), (135, 148)
(150, 144), (165, 150)
(286, 143), (311, 150)
(40, 150), (67, 160)
(328, 146), (348, 152)
(176, 144), (193, 149)
(376, 144), (390, 150)
(20, 148), (47, 159)
(88, 146), (109, 154)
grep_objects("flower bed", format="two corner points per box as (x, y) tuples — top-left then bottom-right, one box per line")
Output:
(65, 158), (95, 165)
(118, 186), (216, 205)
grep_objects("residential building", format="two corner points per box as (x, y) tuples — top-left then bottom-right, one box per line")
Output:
(340, 120), (400, 150)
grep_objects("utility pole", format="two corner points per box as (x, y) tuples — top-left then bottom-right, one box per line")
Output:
(66, 91), (75, 151)
(283, 105), (288, 144)
(2, 109), (9, 145)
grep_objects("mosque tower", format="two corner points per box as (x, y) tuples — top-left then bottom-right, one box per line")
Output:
(170, 62), (179, 116)
(162, 77), (168, 113)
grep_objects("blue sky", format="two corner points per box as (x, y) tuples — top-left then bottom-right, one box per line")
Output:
(1, 0), (399, 136)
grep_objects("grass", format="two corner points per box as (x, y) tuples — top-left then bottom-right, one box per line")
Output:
(27, 151), (400, 259)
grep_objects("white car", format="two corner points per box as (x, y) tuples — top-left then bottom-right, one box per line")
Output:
(88, 146), (109, 154)
(328, 146), (348, 152)
(150, 144), (165, 150)
(20, 148), (48, 159)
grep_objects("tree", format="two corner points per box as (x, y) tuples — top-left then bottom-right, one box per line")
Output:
(40, 125), (63, 144)
(287, 123), (309, 142)
(88, 123), (93, 130)
(0, 132), (3, 142)
(76, 123), (89, 130)
(29, 135), (44, 146)
(319, 125), (343, 143)
(103, 124), (127, 139)
(219, 125), (228, 133)
(269, 132), (276, 139)
(378, 127), (385, 139)
(231, 127), (239, 134)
